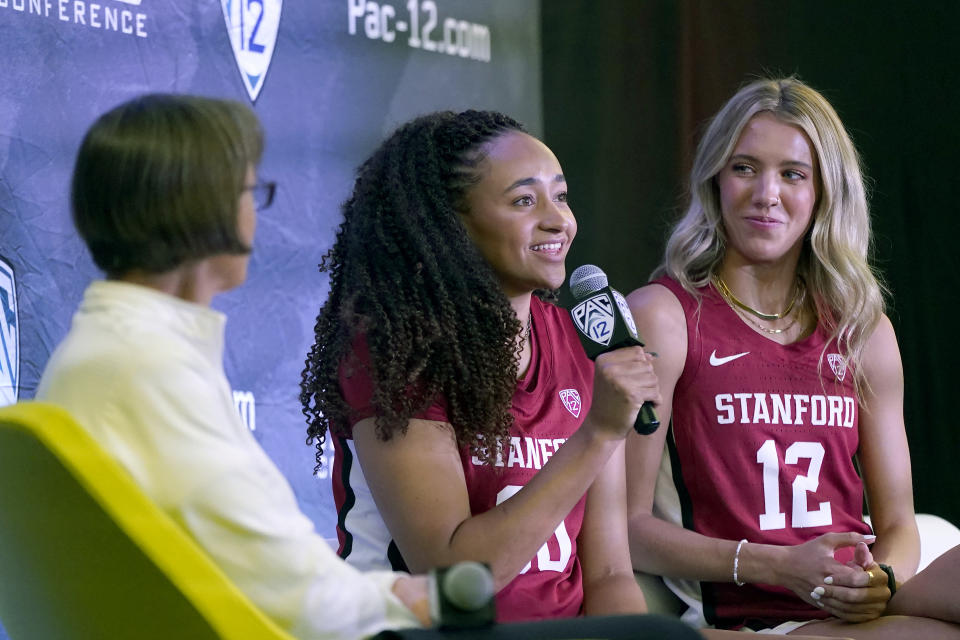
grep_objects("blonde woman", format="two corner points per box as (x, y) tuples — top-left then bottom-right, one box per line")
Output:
(625, 77), (960, 637)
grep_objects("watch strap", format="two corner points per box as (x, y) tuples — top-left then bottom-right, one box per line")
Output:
(877, 563), (897, 596)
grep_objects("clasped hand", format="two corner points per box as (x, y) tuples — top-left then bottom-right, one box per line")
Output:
(781, 533), (891, 622)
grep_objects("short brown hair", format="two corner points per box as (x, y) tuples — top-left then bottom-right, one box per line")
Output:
(71, 94), (263, 277)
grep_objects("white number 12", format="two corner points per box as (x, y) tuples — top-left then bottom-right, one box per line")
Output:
(756, 440), (832, 531)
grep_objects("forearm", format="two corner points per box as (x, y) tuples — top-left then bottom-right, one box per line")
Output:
(440, 422), (624, 587)
(434, 341), (659, 588)
(870, 518), (921, 582)
(579, 443), (645, 617)
(858, 315), (918, 583)
(630, 513), (880, 601)
(886, 545), (960, 621)
(582, 571), (647, 616)
(629, 513), (751, 583)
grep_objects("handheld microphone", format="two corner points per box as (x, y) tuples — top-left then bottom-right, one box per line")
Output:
(568, 264), (660, 435)
(428, 561), (496, 629)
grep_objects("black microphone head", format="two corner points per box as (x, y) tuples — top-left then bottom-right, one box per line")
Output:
(442, 561), (494, 612)
(430, 561), (496, 629)
(569, 264), (608, 300)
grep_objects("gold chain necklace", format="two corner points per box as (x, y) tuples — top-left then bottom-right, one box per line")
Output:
(713, 275), (801, 321)
(731, 303), (799, 335)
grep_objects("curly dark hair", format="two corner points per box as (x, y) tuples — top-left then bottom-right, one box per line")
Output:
(300, 110), (533, 469)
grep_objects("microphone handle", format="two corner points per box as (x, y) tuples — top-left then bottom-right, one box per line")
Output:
(635, 401), (660, 435)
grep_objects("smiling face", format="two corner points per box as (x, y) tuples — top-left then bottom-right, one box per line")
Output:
(459, 131), (576, 298)
(717, 112), (819, 267)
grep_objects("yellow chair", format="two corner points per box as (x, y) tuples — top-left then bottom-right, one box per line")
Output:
(0, 401), (295, 640)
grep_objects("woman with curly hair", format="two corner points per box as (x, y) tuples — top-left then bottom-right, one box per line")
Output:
(625, 76), (960, 636)
(300, 110), (662, 622)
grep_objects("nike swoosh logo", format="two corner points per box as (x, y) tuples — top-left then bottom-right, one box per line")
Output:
(709, 350), (750, 366)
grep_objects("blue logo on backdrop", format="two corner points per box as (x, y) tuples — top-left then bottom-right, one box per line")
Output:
(221, 0), (282, 102)
(232, 390), (256, 431)
(0, 256), (19, 407)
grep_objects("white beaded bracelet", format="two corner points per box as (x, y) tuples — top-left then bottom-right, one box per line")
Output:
(733, 538), (747, 586)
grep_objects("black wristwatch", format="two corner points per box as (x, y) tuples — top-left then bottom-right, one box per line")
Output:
(877, 563), (897, 596)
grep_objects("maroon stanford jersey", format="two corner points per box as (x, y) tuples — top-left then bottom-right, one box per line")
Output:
(654, 277), (872, 629)
(334, 296), (594, 622)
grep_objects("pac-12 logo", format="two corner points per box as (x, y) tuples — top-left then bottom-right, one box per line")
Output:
(558, 389), (582, 418)
(571, 292), (615, 346)
(611, 288), (638, 338)
(0, 256), (19, 407)
(827, 353), (847, 382)
(221, 0), (282, 102)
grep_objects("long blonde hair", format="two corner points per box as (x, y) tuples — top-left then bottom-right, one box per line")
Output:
(658, 76), (885, 396)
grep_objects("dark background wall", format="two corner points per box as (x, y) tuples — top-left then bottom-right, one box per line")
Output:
(542, 1), (960, 524)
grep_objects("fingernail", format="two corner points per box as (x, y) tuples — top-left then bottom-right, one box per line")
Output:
(816, 600), (824, 608)
(864, 535), (876, 541)
(814, 586), (825, 596)
(824, 576), (834, 585)
(810, 590), (821, 600)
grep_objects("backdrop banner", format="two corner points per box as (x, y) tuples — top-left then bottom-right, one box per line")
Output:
(0, 4), (541, 627)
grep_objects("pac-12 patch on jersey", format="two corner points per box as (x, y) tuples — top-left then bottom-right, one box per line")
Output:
(0, 255), (19, 407)
(559, 389), (581, 418)
(827, 353), (847, 381)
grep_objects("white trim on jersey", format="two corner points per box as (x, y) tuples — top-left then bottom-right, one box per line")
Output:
(653, 441), (708, 628)
(340, 439), (396, 571)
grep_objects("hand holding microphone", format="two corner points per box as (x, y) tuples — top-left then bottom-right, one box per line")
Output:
(568, 265), (661, 435)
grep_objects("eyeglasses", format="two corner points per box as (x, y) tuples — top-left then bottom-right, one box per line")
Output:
(244, 180), (277, 210)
